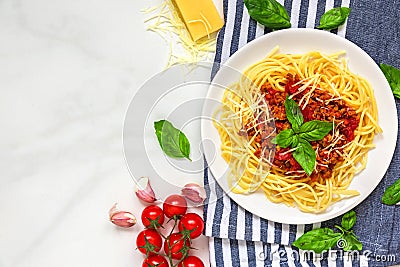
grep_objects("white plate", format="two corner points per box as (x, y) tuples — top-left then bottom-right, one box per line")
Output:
(201, 28), (398, 224)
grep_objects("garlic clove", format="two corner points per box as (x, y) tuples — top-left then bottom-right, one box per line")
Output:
(135, 177), (157, 203)
(109, 203), (136, 228)
(181, 183), (206, 205)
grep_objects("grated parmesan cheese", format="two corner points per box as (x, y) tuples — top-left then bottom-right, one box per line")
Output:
(142, 0), (220, 68)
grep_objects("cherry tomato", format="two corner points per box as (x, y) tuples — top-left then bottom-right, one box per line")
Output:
(163, 194), (187, 218)
(136, 229), (162, 255)
(142, 254), (169, 267)
(164, 233), (190, 260)
(141, 205), (165, 228)
(178, 213), (204, 239)
(177, 255), (205, 267)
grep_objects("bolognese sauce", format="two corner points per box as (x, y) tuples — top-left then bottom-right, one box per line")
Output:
(253, 75), (360, 181)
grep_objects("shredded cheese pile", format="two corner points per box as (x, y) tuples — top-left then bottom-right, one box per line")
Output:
(142, 0), (218, 68)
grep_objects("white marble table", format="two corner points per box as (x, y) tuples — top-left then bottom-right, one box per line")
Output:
(0, 0), (212, 266)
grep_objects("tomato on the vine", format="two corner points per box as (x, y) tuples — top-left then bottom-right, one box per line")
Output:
(141, 205), (164, 228)
(142, 254), (169, 267)
(164, 233), (190, 260)
(136, 229), (162, 255)
(163, 194), (187, 218)
(177, 255), (205, 267)
(178, 213), (204, 239)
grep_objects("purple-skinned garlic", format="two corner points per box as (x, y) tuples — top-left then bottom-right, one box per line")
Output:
(181, 183), (206, 205)
(135, 177), (157, 203)
(109, 203), (136, 228)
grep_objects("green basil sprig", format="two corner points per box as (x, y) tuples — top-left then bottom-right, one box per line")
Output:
(382, 178), (400, 205)
(272, 97), (333, 176)
(244, 0), (291, 30)
(154, 120), (191, 161)
(380, 63), (400, 99)
(318, 7), (351, 30)
(293, 210), (362, 253)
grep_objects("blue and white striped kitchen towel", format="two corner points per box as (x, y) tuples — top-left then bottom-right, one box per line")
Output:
(204, 0), (400, 266)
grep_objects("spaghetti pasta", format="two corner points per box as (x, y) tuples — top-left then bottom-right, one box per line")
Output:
(213, 47), (382, 213)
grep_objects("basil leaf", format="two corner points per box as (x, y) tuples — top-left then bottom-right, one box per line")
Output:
(318, 7), (351, 30)
(284, 96), (303, 131)
(292, 228), (342, 253)
(244, 0), (291, 30)
(272, 129), (294, 148)
(382, 178), (400, 205)
(342, 233), (362, 251)
(293, 140), (315, 176)
(341, 210), (356, 230)
(380, 63), (400, 99)
(154, 120), (191, 161)
(298, 120), (333, 142)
